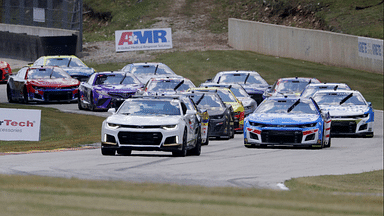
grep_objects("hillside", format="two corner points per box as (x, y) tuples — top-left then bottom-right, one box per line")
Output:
(81, 0), (383, 64)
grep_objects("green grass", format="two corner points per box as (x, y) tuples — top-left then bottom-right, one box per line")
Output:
(0, 170), (382, 216)
(83, 0), (170, 42)
(209, 0), (384, 39)
(0, 103), (104, 152)
(87, 50), (384, 110)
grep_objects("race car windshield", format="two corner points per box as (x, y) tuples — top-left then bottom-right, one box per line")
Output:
(195, 95), (223, 108)
(313, 93), (366, 106)
(275, 80), (310, 93)
(27, 68), (71, 79)
(229, 86), (249, 98)
(147, 80), (194, 92)
(95, 74), (140, 85)
(45, 58), (87, 68)
(130, 64), (175, 75)
(256, 100), (318, 114)
(301, 85), (350, 98)
(118, 100), (181, 116)
(216, 90), (237, 103)
(218, 73), (267, 85)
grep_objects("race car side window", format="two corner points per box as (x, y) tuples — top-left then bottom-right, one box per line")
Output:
(17, 67), (28, 78)
(181, 102), (188, 115)
(33, 58), (44, 66)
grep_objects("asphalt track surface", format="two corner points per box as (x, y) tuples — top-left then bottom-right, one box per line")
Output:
(0, 84), (382, 190)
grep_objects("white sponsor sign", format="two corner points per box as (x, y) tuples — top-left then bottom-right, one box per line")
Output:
(33, 7), (45, 23)
(358, 37), (383, 61)
(0, 108), (41, 141)
(115, 28), (173, 52)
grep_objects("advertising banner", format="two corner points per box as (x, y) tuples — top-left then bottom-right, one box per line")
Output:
(0, 108), (41, 141)
(115, 28), (172, 52)
(358, 37), (383, 61)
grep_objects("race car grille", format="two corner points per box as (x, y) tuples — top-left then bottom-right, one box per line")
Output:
(44, 91), (73, 101)
(119, 125), (162, 129)
(249, 93), (263, 105)
(108, 92), (134, 98)
(331, 121), (356, 134)
(261, 130), (303, 143)
(118, 132), (162, 145)
(331, 114), (368, 119)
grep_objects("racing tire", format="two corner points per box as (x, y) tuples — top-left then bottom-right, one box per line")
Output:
(23, 87), (29, 104)
(173, 129), (187, 157)
(101, 148), (115, 156)
(189, 129), (202, 156)
(117, 149), (132, 156)
(6, 84), (15, 103)
(78, 97), (85, 110)
(89, 93), (95, 111)
(202, 127), (209, 145)
(230, 122), (235, 139)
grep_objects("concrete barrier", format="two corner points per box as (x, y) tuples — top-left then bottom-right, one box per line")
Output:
(0, 23), (81, 61)
(228, 18), (383, 74)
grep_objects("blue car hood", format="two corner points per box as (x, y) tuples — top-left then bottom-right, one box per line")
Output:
(247, 113), (320, 125)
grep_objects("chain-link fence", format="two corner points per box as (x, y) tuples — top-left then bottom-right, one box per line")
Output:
(1, 0), (82, 31)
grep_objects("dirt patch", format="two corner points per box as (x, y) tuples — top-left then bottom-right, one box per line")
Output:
(80, 0), (231, 65)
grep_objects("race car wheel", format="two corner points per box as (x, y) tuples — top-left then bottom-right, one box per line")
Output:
(189, 129), (201, 156)
(173, 129), (187, 157)
(6, 84), (15, 103)
(23, 87), (29, 104)
(101, 148), (115, 156)
(77, 97), (85, 110)
(325, 134), (331, 148)
(202, 127), (209, 146)
(117, 149), (132, 156)
(89, 93), (95, 111)
(229, 122), (235, 139)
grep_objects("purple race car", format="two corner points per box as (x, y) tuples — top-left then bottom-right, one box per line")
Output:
(78, 71), (143, 111)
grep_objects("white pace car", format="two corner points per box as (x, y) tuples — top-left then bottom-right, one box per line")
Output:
(101, 96), (202, 156)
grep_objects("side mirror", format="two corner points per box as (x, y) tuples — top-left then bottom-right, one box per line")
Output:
(205, 78), (212, 83)
(367, 102), (372, 107)
(108, 108), (116, 114)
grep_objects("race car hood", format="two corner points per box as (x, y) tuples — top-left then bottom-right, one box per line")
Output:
(62, 67), (94, 76)
(94, 84), (142, 93)
(225, 102), (244, 112)
(206, 107), (226, 116)
(28, 78), (79, 87)
(247, 113), (320, 125)
(318, 105), (369, 116)
(241, 84), (269, 94)
(136, 74), (183, 84)
(107, 114), (182, 126)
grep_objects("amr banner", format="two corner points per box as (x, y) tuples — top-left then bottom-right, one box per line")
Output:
(115, 28), (173, 52)
(0, 108), (41, 141)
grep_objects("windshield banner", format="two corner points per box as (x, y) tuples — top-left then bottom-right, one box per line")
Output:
(115, 28), (173, 52)
(0, 108), (41, 141)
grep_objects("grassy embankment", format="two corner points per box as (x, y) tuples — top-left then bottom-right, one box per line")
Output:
(0, 170), (382, 216)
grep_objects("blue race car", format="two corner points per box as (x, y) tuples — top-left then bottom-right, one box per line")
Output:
(244, 97), (331, 148)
